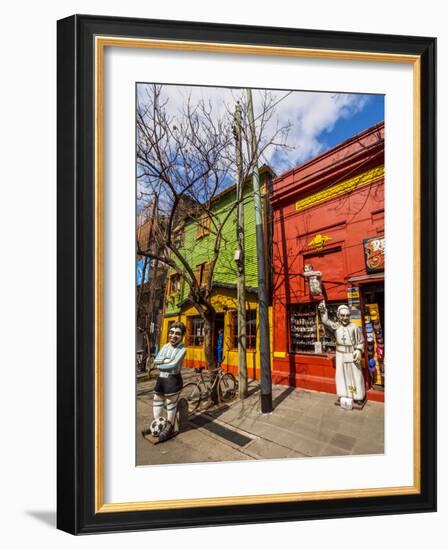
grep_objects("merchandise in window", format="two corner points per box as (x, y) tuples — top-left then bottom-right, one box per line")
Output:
(289, 302), (346, 354)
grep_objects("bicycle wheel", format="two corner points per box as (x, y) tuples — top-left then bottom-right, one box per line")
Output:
(218, 373), (237, 403)
(180, 382), (201, 414)
(145, 356), (156, 377)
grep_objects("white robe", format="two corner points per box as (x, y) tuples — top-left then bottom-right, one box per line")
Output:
(321, 315), (366, 401)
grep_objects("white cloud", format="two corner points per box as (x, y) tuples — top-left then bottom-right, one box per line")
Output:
(252, 89), (370, 172)
(137, 83), (372, 175)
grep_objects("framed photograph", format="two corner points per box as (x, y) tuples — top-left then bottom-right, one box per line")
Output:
(57, 14), (436, 534)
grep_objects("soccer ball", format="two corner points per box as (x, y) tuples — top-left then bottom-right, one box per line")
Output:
(150, 416), (167, 437)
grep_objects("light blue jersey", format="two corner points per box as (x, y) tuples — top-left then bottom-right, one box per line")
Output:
(154, 343), (186, 375)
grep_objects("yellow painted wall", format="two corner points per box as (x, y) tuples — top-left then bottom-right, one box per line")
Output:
(160, 287), (273, 379)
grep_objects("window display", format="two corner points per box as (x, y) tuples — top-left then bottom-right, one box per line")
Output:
(289, 302), (346, 353)
(364, 303), (385, 387)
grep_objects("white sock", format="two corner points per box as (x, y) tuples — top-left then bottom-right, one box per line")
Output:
(153, 396), (164, 419)
(165, 396), (179, 424)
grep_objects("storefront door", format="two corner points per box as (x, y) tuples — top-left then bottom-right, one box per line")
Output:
(361, 282), (385, 390)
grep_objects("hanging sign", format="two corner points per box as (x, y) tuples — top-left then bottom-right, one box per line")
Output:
(303, 264), (323, 296)
(363, 236), (385, 273)
(347, 287), (360, 300)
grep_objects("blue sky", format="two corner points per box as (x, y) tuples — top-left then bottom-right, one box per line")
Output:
(136, 258), (149, 285)
(265, 90), (384, 173)
(137, 84), (384, 179)
(136, 86), (384, 284)
(313, 94), (384, 155)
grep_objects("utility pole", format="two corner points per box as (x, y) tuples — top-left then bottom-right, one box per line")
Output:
(233, 102), (247, 398)
(246, 88), (273, 413)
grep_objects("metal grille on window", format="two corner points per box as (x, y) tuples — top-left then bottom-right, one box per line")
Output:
(232, 310), (257, 350)
(188, 317), (204, 346)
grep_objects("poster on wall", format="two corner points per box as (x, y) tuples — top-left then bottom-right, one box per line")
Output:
(363, 236), (385, 273)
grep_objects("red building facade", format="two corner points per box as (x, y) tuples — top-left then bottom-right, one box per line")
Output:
(271, 122), (385, 402)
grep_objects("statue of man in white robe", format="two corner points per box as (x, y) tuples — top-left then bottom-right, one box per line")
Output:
(318, 302), (366, 404)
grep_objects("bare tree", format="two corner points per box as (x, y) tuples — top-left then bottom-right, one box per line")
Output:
(136, 84), (291, 371)
(136, 197), (169, 360)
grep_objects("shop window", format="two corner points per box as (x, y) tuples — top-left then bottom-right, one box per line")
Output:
(187, 316), (205, 347)
(231, 310), (257, 351)
(196, 214), (211, 238)
(289, 302), (346, 354)
(194, 262), (210, 288)
(168, 273), (181, 294)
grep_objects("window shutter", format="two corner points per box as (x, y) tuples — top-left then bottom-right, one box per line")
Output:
(196, 214), (211, 238)
(202, 263), (210, 287)
(194, 265), (201, 285)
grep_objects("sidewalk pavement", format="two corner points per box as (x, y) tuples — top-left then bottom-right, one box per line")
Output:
(136, 368), (384, 466)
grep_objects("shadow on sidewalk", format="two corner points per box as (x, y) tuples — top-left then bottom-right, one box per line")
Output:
(246, 383), (260, 398)
(187, 414), (252, 446)
(272, 386), (295, 409)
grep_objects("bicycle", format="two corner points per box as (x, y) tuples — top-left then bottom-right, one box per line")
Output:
(180, 366), (238, 414)
(136, 348), (148, 375)
(136, 349), (159, 378)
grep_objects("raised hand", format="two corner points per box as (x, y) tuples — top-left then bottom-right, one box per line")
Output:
(318, 301), (326, 314)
